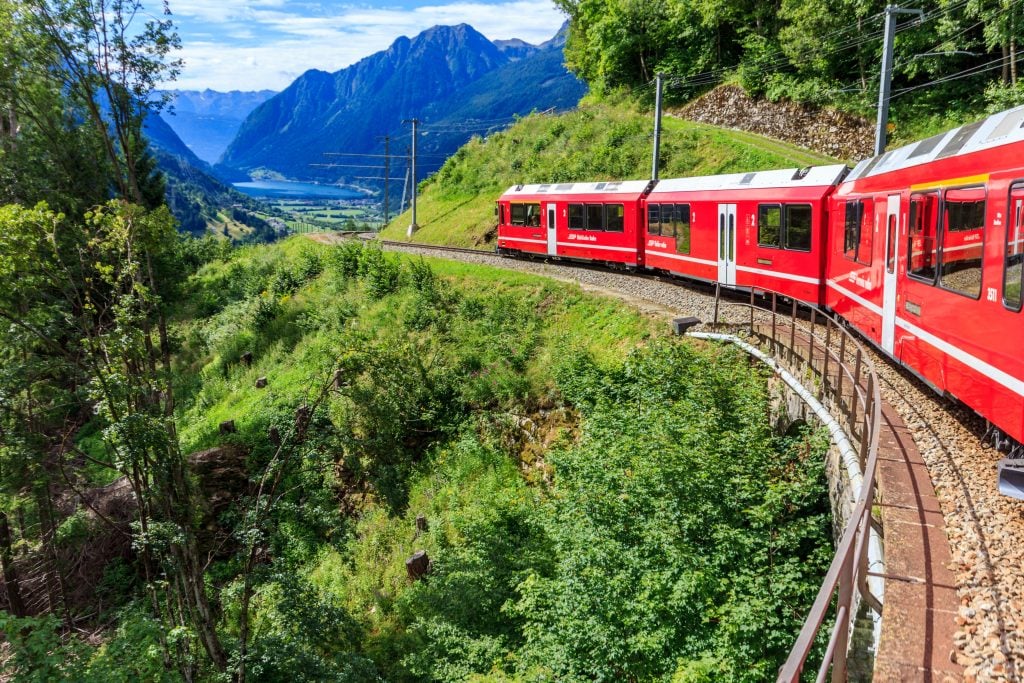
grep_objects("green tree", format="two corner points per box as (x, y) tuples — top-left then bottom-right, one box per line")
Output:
(6, 0), (181, 208)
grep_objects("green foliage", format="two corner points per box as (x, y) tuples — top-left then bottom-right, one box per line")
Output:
(1, 231), (835, 680)
(508, 343), (831, 681)
(0, 613), (88, 681)
(82, 607), (180, 682)
(554, 0), (1024, 145)
(234, 574), (379, 682)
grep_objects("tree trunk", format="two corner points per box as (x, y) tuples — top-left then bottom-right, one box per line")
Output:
(0, 512), (26, 616)
(176, 539), (228, 671)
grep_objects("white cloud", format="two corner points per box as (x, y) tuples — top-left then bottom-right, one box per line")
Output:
(169, 0), (567, 91)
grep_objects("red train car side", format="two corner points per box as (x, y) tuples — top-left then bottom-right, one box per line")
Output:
(826, 105), (1024, 445)
(496, 181), (650, 267)
(493, 104), (1024, 466)
(645, 166), (848, 305)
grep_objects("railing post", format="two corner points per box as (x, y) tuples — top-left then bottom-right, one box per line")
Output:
(808, 308), (817, 377)
(850, 350), (862, 429)
(713, 282), (721, 330)
(837, 333), (847, 411)
(771, 293), (778, 352)
(789, 299), (797, 365)
(831, 551), (855, 683)
(822, 318), (832, 401)
(859, 375), (874, 468)
(749, 288), (755, 334)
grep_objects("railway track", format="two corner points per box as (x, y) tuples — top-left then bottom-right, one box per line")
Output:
(315, 232), (1024, 681)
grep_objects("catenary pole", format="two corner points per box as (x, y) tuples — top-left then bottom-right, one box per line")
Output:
(380, 135), (390, 229)
(403, 118), (419, 237)
(874, 6), (923, 156)
(652, 73), (663, 180)
(400, 161), (410, 214)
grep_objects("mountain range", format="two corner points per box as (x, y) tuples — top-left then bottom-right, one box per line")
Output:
(140, 21), (585, 237)
(160, 89), (276, 164)
(143, 109), (275, 239)
(219, 22), (585, 185)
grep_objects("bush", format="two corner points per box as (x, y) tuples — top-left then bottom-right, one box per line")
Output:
(327, 240), (365, 280)
(357, 246), (402, 298)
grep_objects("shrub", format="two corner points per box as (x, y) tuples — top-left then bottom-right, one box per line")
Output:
(357, 246), (402, 298)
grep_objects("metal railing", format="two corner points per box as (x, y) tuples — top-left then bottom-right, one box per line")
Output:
(707, 285), (884, 683)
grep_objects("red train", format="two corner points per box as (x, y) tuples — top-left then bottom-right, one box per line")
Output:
(496, 105), (1024, 496)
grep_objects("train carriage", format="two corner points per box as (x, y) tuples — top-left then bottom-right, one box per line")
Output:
(826, 105), (1024, 446)
(496, 181), (650, 267)
(645, 166), (849, 305)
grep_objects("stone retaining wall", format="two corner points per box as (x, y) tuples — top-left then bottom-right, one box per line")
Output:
(768, 374), (876, 681)
(674, 85), (875, 162)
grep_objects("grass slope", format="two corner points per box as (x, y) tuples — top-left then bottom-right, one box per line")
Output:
(380, 100), (839, 248)
(173, 237), (662, 453)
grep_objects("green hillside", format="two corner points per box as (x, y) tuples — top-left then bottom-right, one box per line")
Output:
(380, 100), (839, 247)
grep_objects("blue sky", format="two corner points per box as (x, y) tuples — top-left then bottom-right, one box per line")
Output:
(168, 0), (567, 92)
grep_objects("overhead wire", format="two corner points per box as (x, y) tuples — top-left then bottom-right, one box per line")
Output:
(655, 0), (986, 97)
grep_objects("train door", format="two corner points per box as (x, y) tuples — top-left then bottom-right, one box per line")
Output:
(546, 204), (557, 256)
(881, 194), (901, 354)
(717, 203), (737, 285)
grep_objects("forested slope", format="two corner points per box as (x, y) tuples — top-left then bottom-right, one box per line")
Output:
(554, 0), (1024, 140)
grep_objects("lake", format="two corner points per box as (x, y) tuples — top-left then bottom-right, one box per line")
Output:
(233, 180), (366, 200)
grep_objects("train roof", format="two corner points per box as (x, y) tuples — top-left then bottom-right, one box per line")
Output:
(649, 164), (850, 194)
(501, 180), (651, 197)
(847, 105), (1024, 182)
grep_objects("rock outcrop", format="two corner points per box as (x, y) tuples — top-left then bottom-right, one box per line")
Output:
(674, 85), (875, 162)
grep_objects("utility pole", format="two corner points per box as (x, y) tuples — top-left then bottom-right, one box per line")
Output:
(400, 157), (410, 214)
(875, 6), (923, 156)
(378, 135), (390, 229)
(652, 73), (663, 181)
(403, 118), (419, 238)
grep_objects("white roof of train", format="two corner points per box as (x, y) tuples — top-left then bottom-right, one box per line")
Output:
(650, 164), (849, 194)
(847, 104), (1024, 182)
(502, 180), (651, 196)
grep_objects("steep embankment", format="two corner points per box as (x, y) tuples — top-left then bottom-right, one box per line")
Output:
(379, 100), (839, 248)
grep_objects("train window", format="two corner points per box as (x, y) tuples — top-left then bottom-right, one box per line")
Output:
(843, 202), (860, 257)
(659, 204), (676, 237)
(675, 204), (691, 254)
(758, 204), (782, 247)
(510, 203), (526, 226)
(569, 204), (585, 230)
(526, 203), (541, 227)
(606, 204), (625, 232)
(1004, 183), (1024, 311)
(886, 215), (897, 274)
(843, 200), (873, 264)
(859, 201), (874, 263)
(647, 204), (660, 236)
(938, 186), (985, 298)
(785, 204), (813, 251)
(719, 213), (725, 258)
(908, 192), (939, 283)
(497, 203), (505, 225)
(586, 204), (605, 231)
